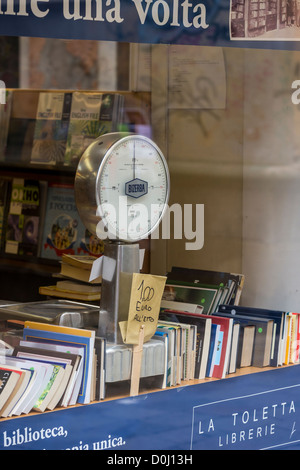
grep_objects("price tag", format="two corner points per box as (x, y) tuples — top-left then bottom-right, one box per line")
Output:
(119, 273), (166, 345)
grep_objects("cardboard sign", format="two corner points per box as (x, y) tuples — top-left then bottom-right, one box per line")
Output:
(119, 273), (166, 345)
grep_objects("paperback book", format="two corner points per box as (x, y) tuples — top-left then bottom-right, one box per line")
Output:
(0, 89), (12, 160)
(40, 184), (86, 261)
(31, 92), (72, 165)
(23, 322), (96, 405)
(4, 178), (47, 258)
(5, 90), (39, 164)
(0, 177), (11, 252)
(64, 92), (124, 167)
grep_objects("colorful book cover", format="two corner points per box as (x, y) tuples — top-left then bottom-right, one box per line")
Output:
(163, 283), (218, 315)
(4, 178), (45, 258)
(64, 92), (123, 167)
(64, 92), (103, 167)
(40, 183), (86, 260)
(31, 92), (72, 165)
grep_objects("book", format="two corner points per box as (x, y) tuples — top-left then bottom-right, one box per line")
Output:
(64, 92), (124, 167)
(4, 178), (47, 258)
(166, 266), (245, 307)
(160, 300), (204, 314)
(0, 177), (11, 252)
(100, 93), (123, 124)
(19, 340), (85, 407)
(288, 312), (300, 363)
(94, 336), (106, 401)
(23, 322), (95, 404)
(206, 323), (220, 377)
(153, 331), (168, 388)
(31, 91), (72, 165)
(5, 90), (39, 164)
(64, 92), (110, 167)
(158, 321), (183, 384)
(227, 321), (240, 374)
(40, 184), (86, 261)
(178, 311), (233, 379)
(156, 324), (176, 387)
(33, 364), (65, 412)
(160, 310), (211, 380)
(0, 356), (55, 415)
(57, 254), (101, 284)
(56, 280), (100, 293)
(13, 345), (79, 410)
(61, 254), (98, 270)
(0, 89), (12, 161)
(59, 263), (101, 284)
(212, 315), (234, 378)
(163, 283), (219, 315)
(158, 320), (196, 381)
(0, 363), (32, 417)
(0, 367), (20, 410)
(237, 325), (255, 368)
(39, 284), (101, 302)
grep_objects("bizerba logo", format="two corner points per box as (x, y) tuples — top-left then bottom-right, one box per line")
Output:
(125, 178), (148, 198)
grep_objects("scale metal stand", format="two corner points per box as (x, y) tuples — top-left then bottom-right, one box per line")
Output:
(75, 133), (170, 383)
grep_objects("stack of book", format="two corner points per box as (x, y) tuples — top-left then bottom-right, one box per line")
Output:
(154, 266), (300, 386)
(39, 254), (102, 302)
(3, 90), (124, 168)
(163, 266), (245, 315)
(0, 321), (106, 418)
(0, 177), (105, 262)
(158, 307), (234, 383)
(157, 286), (299, 386)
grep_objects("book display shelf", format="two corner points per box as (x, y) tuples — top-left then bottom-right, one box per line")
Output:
(1, 363), (300, 450)
(1, 272), (300, 450)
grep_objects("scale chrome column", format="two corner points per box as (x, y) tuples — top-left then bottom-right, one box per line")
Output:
(98, 241), (139, 343)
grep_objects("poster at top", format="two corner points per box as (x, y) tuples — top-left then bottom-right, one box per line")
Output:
(0, 0), (300, 51)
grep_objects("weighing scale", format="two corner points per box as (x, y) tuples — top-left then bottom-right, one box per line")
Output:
(75, 132), (170, 343)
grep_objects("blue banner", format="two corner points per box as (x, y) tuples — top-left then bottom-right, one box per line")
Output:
(0, 0), (300, 50)
(2, 365), (300, 450)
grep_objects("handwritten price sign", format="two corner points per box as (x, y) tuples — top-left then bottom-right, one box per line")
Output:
(119, 273), (166, 345)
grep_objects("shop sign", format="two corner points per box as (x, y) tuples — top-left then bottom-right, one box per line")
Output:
(0, 0), (300, 51)
(2, 365), (300, 450)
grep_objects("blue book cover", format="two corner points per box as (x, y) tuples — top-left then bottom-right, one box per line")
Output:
(206, 323), (219, 377)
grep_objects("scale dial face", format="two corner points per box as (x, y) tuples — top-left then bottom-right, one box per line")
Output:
(95, 134), (169, 242)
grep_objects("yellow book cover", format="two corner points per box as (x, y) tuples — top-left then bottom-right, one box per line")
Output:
(24, 321), (95, 338)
